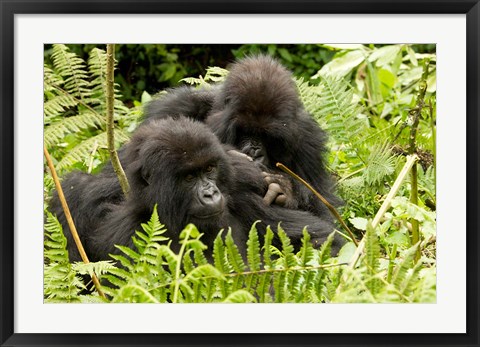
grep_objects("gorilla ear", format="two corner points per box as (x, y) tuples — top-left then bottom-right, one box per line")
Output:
(126, 158), (150, 187)
(140, 167), (151, 185)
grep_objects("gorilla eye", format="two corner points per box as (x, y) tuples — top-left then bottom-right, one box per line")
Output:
(185, 174), (195, 182)
(206, 165), (215, 173)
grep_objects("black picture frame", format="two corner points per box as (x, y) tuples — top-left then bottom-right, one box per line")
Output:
(1, 1), (479, 346)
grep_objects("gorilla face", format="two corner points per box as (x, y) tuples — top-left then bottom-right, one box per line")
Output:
(183, 163), (225, 221)
(238, 136), (269, 166)
(124, 117), (233, 234)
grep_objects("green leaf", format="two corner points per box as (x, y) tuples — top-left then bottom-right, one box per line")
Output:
(349, 217), (368, 231)
(179, 224), (200, 241)
(365, 61), (382, 106)
(114, 245), (140, 261)
(246, 222), (261, 271)
(315, 50), (366, 78)
(336, 242), (356, 264)
(225, 230), (246, 273)
(406, 45), (418, 66)
(322, 44), (367, 51)
(378, 68), (396, 89)
(368, 45), (403, 67)
(278, 48), (293, 62)
(141, 91), (152, 104)
(385, 231), (410, 247)
(184, 264), (225, 283)
(223, 290), (257, 303)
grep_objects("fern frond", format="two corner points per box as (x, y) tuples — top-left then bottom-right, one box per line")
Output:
(412, 267), (436, 302)
(55, 129), (130, 172)
(246, 222), (261, 272)
(181, 66), (229, 86)
(225, 230), (246, 292)
(317, 75), (366, 145)
(44, 64), (64, 91)
(44, 94), (78, 121)
(363, 141), (397, 186)
(223, 290), (257, 303)
(213, 231), (231, 298)
(51, 44), (91, 101)
(72, 260), (116, 278)
(112, 285), (160, 303)
(44, 211), (85, 302)
(184, 264), (225, 283)
(204, 66), (229, 83)
(391, 244), (420, 292)
(365, 221), (381, 295)
(295, 78), (324, 116)
(87, 47), (127, 114)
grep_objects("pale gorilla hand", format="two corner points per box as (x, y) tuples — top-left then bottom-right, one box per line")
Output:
(262, 171), (298, 209)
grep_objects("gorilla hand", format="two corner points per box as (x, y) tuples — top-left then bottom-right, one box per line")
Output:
(262, 171), (297, 209)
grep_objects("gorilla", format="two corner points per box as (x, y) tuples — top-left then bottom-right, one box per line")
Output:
(144, 85), (217, 123)
(144, 55), (342, 218)
(50, 117), (342, 264)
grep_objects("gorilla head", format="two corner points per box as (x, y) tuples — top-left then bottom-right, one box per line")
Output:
(121, 117), (236, 238)
(208, 55), (304, 168)
(206, 55), (341, 214)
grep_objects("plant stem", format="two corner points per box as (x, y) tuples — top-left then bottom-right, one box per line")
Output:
(44, 146), (106, 299)
(172, 229), (191, 303)
(348, 154), (418, 269)
(409, 60), (429, 262)
(106, 43), (130, 196)
(276, 162), (358, 246)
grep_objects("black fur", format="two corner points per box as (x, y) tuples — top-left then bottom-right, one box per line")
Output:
(50, 117), (341, 264)
(145, 85), (217, 123)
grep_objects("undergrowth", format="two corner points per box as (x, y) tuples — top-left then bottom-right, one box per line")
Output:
(44, 208), (435, 303)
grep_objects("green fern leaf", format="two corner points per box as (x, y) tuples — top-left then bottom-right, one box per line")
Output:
(44, 94), (77, 121)
(363, 142), (397, 186)
(412, 268), (436, 302)
(391, 244), (419, 290)
(44, 211), (85, 301)
(365, 221), (381, 295)
(225, 230), (246, 292)
(246, 221), (261, 272)
(213, 231), (230, 298)
(51, 44), (91, 100)
(225, 230), (246, 273)
(72, 261), (116, 278)
(223, 290), (257, 303)
(316, 75), (365, 145)
(44, 111), (105, 148)
(55, 129), (130, 172)
(109, 254), (134, 269)
(184, 264), (225, 283)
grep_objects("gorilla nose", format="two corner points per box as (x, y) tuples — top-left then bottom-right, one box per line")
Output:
(253, 148), (263, 158)
(201, 187), (222, 207)
(247, 147), (262, 159)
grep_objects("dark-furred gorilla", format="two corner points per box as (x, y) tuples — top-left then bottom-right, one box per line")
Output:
(144, 55), (342, 218)
(144, 86), (217, 123)
(50, 117), (341, 264)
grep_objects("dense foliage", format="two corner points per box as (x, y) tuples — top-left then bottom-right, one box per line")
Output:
(44, 44), (436, 303)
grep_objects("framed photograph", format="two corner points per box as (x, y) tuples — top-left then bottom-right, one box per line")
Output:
(1, 1), (478, 346)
